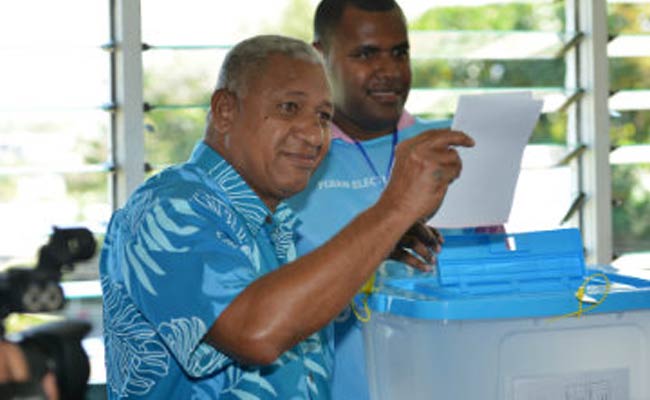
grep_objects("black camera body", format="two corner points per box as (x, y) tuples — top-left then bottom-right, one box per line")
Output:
(0, 227), (96, 400)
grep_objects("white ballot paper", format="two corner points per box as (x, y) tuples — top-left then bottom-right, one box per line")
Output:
(428, 92), (543, 228)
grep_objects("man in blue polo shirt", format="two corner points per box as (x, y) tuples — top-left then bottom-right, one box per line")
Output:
(288, 1), (501, 398)
(100, 34), (473, 399)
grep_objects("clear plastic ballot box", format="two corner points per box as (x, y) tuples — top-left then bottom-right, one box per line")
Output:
(363, 229), (650, 400)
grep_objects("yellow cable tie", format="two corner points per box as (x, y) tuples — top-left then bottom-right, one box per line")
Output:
(351, 273), (377, 323)
(350, 293), (372, 323)
(547, 273), (611, 322)
(360, 273), (376, 295)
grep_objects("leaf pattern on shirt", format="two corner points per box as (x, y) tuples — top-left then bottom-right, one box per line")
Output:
(215, 230), (238, 249)
(221, 366), (277, 399)
(158, 317), (228, 377)
(209, 160), (268, 230)
(304, 358), (328, 379)
(267, 333), (330, 397)
(269, 205), (298, 264)
(124, 201), (198, 296)
(152, 202), (200, 237)
(102, 277), (170, 397)
(272, 349), (300, 368)
(193, 190), (248, 244)
(124, 189), (153, 236)
(190, 381), (224, 400)
(239, 243), (263, 273)
(306, 374), (319, 396)
(168, 197), (200, 217)
(302, 332), (331, 397)
(191, 189), (265, 271)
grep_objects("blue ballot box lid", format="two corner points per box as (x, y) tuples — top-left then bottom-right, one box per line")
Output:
(437, 228), (586, 294)
(368, 229), (650, 320)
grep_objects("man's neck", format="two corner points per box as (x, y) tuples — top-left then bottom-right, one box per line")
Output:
(333, 111), (397, 142)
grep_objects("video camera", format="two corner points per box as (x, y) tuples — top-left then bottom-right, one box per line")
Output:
(0, 227), (96, 400)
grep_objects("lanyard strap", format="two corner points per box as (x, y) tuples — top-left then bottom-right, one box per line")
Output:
(352, 131), (398, 187)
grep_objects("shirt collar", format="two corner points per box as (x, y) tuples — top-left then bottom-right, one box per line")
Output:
(188, 141), (298, 237)
(330, 111), (416, 143)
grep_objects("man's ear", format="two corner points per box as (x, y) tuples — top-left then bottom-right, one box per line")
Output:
(210, 89), (238, 133)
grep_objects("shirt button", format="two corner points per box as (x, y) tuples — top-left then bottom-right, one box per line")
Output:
(265, 215), (272, 224)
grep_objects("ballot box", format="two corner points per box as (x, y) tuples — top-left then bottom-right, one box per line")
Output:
(363, 229), (650, 400)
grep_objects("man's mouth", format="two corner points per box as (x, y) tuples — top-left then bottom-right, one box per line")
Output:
(366, 88), (403, 104)
(282, 151), (320, 170)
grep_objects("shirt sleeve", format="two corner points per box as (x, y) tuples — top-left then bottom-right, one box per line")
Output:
(117, 190), (256, 377)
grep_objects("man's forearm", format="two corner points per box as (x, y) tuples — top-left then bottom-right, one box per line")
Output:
(208, 198), (414, 365)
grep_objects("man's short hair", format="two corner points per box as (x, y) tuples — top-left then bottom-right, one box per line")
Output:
(314, 0), (402, 48)
(216, 35), (324, 96)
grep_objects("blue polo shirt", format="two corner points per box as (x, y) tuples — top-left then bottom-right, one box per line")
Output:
(288, 115), (450, 400)
(100, 141), (333, 399)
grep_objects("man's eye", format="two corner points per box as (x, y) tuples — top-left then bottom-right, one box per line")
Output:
(318, 111), (333, 127)
(393, 48), (409, 59)
(279, 102), (299, 115)
(319, 111), (332, 122)
(353, 49), (374, 60)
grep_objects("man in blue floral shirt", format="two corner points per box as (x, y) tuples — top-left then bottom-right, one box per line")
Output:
(100, 34), (473, 399)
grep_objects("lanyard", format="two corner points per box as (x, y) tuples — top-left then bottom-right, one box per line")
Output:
(350, 130), (398, 322)
(352, 131), (398, 187)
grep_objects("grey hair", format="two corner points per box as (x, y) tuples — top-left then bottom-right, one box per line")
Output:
(216, 35), (325, 96)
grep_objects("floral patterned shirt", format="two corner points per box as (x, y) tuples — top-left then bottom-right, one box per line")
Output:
(100, 141), (333, 399)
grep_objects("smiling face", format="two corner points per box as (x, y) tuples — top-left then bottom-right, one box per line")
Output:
(210, 53), (333, 211)
(321, 5), (411, 140)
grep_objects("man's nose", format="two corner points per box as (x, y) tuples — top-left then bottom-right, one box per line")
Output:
(374, 52), (402, 77)
(295, 115), (327, 147)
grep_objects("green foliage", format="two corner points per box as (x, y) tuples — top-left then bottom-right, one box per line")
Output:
(142, 52), (214, 165)
(64, 174), (106, 199)
(50, 123), (109, 223)
(412, 59), (564, 89)
(612, 165), (650, 253)
(144, 108), (206, 165)
(531, 113), (568, 144)
(77, 129), (108, 165)
(611, 111), (650, 147)
(410, 4), (564, 31)
(611, 58), (650, 90)
(608, 3), (650, 34)
(262, 0), (315, 42)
